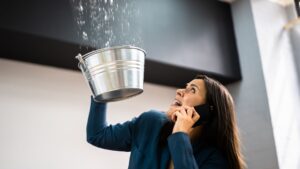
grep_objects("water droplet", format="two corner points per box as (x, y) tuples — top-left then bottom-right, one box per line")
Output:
(105, 41), (110, 47)
(78, 20), (85, 25)
(82, 31), (88, 40)
(104, 0), (107, 4)
(79, 5), (83, 12)
(104, 15), (108, 21)
(110, 0), (113, 5)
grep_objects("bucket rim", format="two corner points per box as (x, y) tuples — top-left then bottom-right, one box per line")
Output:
(80, 45), (146, 60)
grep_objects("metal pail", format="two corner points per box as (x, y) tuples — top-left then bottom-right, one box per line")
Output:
(76, 45), (146, 102)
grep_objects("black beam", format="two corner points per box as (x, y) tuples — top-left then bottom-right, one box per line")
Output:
(0, 28), (239, 87)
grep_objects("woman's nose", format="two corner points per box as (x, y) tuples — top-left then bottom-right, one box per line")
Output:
(176, 89), (185, 97)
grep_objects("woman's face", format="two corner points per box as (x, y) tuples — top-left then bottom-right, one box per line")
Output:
(167, 79), (207, 120)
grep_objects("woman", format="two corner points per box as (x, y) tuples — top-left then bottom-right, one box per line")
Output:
(86, 74), (246, 169)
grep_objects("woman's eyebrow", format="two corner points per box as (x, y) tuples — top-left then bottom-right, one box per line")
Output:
(186, 83), (200, 90)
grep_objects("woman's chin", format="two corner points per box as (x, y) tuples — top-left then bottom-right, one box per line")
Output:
(166, 106), (177, 122)
(166, 107), (173, 119)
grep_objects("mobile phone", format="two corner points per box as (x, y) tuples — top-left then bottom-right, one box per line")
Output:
(192, 103), (212, 128)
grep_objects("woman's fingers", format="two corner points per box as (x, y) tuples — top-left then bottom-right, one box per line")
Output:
(171, 111), (177, 121)
(186, 107), (194, 117)
(172, 108), (182, 121)
(172, 110), (180, 121)
(192, 111), (200, 122)
(181, 105), (195, 117)
(172, 106), (200, 124)
(181, 105), (200, 123)
(179, 107), (186, 115)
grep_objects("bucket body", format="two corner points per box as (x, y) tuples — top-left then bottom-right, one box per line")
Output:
(76, 45), (145, 102)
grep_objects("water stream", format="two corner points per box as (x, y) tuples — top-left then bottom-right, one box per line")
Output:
(70, 0), (142, 49)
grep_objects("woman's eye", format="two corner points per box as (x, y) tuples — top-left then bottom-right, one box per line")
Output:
(186, 87), (195, 93)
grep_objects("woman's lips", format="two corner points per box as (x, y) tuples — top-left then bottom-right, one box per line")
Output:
(171, 99), (182, 106)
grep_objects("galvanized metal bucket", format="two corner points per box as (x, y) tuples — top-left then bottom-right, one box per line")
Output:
(75, 45), (146, 102)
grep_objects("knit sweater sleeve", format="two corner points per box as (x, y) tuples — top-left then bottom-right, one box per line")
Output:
(86, 96), (137, 151)
(167, 132), (199, 169)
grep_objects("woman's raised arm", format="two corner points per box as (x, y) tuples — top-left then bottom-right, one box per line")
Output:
(86, 96), (137, 151)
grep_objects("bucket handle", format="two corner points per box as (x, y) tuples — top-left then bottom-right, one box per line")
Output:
(75, 53), (85, 67)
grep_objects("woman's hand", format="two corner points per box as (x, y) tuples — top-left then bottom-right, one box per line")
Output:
(172, 106), (200, 134)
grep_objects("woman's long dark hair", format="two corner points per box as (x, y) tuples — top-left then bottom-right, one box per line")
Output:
(195, 74), (246, 169)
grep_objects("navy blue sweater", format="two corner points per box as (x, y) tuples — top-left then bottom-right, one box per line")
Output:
(87, 97), (228, 169)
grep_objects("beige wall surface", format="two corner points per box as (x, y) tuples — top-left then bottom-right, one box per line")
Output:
(0, 58), (176, 169)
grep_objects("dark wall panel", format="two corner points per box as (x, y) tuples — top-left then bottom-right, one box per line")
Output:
(139, 0), (240, 78)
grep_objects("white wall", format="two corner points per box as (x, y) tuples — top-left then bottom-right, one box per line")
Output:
(0, 58), (177, 169)
(250, 1), (300, 169)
